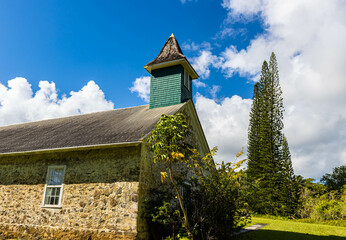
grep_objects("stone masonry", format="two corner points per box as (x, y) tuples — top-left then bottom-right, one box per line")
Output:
(0, 146), (141, 239)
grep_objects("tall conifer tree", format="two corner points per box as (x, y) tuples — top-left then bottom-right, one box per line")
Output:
(247, 52), (295, 216)
(247, 82), (262, 179)
(280, 135), (300, 215)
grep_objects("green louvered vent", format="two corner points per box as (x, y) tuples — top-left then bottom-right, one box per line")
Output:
(149, 65), (192, 109)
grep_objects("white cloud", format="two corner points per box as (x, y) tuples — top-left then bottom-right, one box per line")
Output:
(0, 77), (114, 126)
(193, 80), (207, 88)
(222, 0), (263, 19)
(183, 41), (218, 80)
(191, 50), (218, 79)
(215, 27), (248, 40)
(209, 85), (221, 99)
(129, 76), (151, 102)
(180, 0), (196, 4)
(200, 0), (346, 179)
(195, 93), (252, 163)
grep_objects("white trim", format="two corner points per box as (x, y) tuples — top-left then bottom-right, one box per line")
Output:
(144, 58), (199, 79)
(41, 165), (66, 208)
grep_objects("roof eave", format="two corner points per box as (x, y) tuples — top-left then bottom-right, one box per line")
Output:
(144, 58), (199, 79)
(0, 141), (142, 157)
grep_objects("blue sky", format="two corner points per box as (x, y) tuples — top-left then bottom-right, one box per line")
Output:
(0, 0), (260, 106)
(0, 0), (346, 179)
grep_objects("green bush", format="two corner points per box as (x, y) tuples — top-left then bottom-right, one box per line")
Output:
(312, 199), (342, 221)
(147, 114), (251, 240)
(297, 184), (345, 223)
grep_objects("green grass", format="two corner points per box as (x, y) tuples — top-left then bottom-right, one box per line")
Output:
(235, 217), (346, 240)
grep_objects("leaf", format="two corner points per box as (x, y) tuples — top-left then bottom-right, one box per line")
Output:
(160, 171), (168, 183)
(236, 148), (244, 158)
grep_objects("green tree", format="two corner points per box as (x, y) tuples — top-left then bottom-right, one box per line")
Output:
(247, 52), (296, 216)
(247, 82), (262, 180)
(148, 113), (251, 239)
(147, 113), (194, 239)
(189, 148), (250, 239)
(321, 165), (346, 192)
(281, 135), (300, 215)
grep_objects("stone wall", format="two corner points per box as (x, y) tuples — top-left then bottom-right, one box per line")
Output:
(0, 146), (141, 239)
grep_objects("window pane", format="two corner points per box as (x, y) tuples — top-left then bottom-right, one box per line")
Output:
(188, 77), (191, 91)
(184, 71), (188, 87)
(48, 168), (64, 185)
(56, 188), (60, 196)
(46, 188), (52, 196)
(45, 196), (50, 205)
(44, 187), (62, 206)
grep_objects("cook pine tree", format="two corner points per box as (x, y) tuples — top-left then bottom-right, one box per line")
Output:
(247, 52), (297, 216)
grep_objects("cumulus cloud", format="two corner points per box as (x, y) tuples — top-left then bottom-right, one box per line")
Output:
(129, 76), (151, 102)
(193, 80), (207, 88)
(209, 85), (221, 99)
(222, 0), (263, 19)
(183, 41), (218, 81)
(195, 93), (252, 163)
(194, 0), (346, 179)
(0, 77), (114, 126)
(191, 50), (219, 79)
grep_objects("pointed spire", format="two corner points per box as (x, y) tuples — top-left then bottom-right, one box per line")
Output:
(144, 34), (199, 80)
(146, 34), (185, 66)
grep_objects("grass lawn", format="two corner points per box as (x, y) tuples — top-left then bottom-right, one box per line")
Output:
(234, 217), (346, 240)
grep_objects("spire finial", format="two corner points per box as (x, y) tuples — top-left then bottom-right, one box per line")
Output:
(170, 33), (175, 38)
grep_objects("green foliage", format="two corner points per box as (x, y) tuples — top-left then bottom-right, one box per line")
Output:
(297, 179), (346, 224)
(148, 113), (192, 165)
(321, 165), (346, 192)
(147, 113), (251, 239)
(151, 201), (186, 239)
(247, 52), (297, 216)
(189, 148), (251, 239)
(152, 201), (181, 226)
(147, 113), (194, 239)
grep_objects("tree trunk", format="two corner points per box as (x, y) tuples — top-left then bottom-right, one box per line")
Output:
(168, 164), (193, 240)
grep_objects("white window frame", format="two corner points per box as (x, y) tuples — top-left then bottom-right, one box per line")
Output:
(41, 165), (66, 208)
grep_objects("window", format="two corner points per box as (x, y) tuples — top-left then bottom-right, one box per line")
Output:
(184, 70), (190, 90)
(42, 166), (66, 208)
(188, 77), (192, 91)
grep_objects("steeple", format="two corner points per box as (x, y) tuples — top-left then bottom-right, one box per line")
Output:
(145, 34), (199, 109)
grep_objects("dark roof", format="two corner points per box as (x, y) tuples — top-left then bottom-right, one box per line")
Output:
(0, 103), (185, 154)
(146, 34), (186, 66)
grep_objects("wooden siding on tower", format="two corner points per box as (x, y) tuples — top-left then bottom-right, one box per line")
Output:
(149, 65), (183, 109)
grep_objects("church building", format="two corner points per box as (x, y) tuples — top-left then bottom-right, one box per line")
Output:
(0, 34), (209, 239)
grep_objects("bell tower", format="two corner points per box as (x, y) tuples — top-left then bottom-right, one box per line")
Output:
(144, 34), (199, 109)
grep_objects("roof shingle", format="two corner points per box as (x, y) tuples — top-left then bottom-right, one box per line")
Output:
(0, 103), (185, 154)
(146, 34), (186, 66)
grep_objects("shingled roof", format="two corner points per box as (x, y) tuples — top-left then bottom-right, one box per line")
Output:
(146, 34), (186, 66)
(0, 103), (185, 154)
(144, 34), (199, 79)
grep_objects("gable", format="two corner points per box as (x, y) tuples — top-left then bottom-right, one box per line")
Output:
(177, 100), (210, 155)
